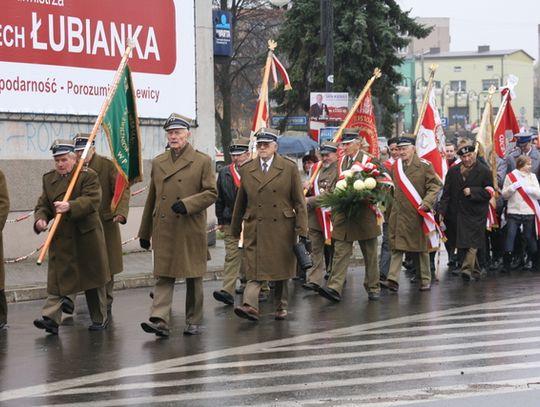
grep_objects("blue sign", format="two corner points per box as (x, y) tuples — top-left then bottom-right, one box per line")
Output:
(319, 127), (339, 144)
(271, 116), (308, 127)
(213, 10), (233, 57)
(441, 117), (448, 128)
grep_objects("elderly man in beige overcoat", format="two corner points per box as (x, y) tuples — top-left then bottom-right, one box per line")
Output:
(231, 129), (308, 322)
(139, 114), (217, 337)
(0, 169), (9, 330)
(72, 134), (130, 316)
(33, 140), (110, 335)
(386, 136), (442, 292)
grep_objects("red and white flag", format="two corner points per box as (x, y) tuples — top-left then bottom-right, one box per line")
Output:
(270, 55), (292, 90)
(416, 88), (447, 180)
(493, 87), (520, 158)
(345, 90), (380, 158)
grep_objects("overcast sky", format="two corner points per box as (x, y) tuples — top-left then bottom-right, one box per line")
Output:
(397, 0), (539, 62)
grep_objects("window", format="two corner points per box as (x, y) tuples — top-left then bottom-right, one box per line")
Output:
(433, 80), (441, 88)
(482, 79), (499, 91)
(453, 66), (462, 72)
(486, 65), (494, 71)
(450, 80), (466, 92)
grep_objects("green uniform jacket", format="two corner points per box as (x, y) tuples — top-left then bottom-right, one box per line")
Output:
(388, 154), (442, 252)
(0, 170), (9, 290)
(231, 154), (308, 281)
(34, 168), (110, 296)
(332, 152), (381, 242)
(306, 161), (338, 232)
(138, 144), (217, 279)
(88, 154), (130, 276)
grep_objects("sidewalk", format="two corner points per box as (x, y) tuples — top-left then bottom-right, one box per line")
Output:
(4, 239), (227, 303)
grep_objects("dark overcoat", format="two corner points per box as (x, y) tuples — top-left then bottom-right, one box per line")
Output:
(34, 168), (110, 296)
(88, 153), (130, 276)
(231, 154), (308, 281)
(389, 155), (442, 252)
(439, 161), (493, 249)
(138, 145), (217, 279)
(0, 170), (9, 290)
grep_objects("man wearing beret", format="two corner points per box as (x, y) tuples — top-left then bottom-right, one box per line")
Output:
(319, 129), (382, 302)
(33, 140), (110, 335)
(439, 144), (493, 281)
(0, 169), (9, 330)
(62, 134), (130, 317)
(139, 113), (217, 337)
(231, 129), (308, 321)
(213, 138), (251, 305)
(386, 136), (442, 292)
(303, 142), (338, 291)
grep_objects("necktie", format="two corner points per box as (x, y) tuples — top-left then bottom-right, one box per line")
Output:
(262, 162), (268, 173)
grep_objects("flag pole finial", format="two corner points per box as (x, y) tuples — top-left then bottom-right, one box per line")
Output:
(268, 39), (277, 51)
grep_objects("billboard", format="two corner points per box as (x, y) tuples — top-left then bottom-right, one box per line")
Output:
(0, 0), (196, 118)
(309, 92), (348, 140)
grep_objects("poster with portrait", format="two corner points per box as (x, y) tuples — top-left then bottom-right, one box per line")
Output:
(309, 92), (348, 141)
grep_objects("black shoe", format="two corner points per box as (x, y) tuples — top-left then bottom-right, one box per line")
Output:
(489, 258), (503, 271)
(451, 268), (461, 277)
(301, 282), (321, 292)
(213, 290), (234, 305)
(33, 318), (59, 335)
(461, 271), (473, 282)
(149, 291), (154, 299)
(259, 291), (269, 302)
(523, 260), (533, 272)
(510, 256), (523, 270)
(319, 287), (341, 302)
(141, 320), (169, 337)
(183, 324), (202, 335)
(368, 291), (380, 301)
(61, 297), (74, 315)
(88, 319), (109, 331)
(324, 272), (330, 281)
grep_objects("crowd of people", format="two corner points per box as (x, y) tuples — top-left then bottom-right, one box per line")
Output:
(1, 112), (538, 337)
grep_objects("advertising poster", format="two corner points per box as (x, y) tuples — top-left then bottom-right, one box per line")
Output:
(309, 92), (348, 140)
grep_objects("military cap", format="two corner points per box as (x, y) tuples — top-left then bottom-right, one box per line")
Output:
(163, 113), (191, 131)
(340, 129), (360, 144)
(396, 136), (416, 147)
(320, 142), (338, 154)
(229, 137), (251, 155)
(457, 145), (475, 156)
(387, 137), (399, 146)
(255, 128), (279, 143)
(72, 133), (95, 151)
(515, 132), (532, 145)
(50, 139), (75, 156)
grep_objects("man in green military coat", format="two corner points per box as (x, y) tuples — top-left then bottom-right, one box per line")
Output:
(231, 129), (308, 322)
(72, 134), (130, 315)
(0, 169), (9, 330)
(319, 130), (382, 302)
(33, 140), (110, 335)
(386, 136), (442, 292)
(302, 142), (338, 291)
(139, 114), (217, 337)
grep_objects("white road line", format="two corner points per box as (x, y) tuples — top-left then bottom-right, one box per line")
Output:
(260, 326), (540, 353)
(2, 293), (540, 402)
(46, 346), (540, 397)
(39, 362), (540, 407)
(416, 309), (540, 321)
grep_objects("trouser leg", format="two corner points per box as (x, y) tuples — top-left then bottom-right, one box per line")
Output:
(359, 238), (380, 293)
(413, 252), (431, 284)
(307, 229), (325, 286)
(222, 225), (242, 295)
(0, 289), (7, 324)
(85, 286), (107, 324)
(42, 295), (63, 325)
(150, 276), (176, 325)
(243, 280), (262, 310)
(379, 222), (391, 278)
(387, 250), (405, 284)
(461, 248), (478, 276)
(106, 277), (114, 310)
(327, 240), (353, 295)
(273, 280), (289, 311)
(185, 277), (203, 325)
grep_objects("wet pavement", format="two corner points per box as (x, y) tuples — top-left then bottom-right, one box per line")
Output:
(2, 264), (540, 406)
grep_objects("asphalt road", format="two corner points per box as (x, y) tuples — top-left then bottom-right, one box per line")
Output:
(2, 265), (540, 406)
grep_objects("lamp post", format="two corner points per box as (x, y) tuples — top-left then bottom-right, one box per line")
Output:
(320, 0), (334, 91)
(412, 77), (426, 132)
(396, 79), (412, 135)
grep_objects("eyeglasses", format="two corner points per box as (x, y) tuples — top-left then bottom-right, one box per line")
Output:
(256, 142), (272, 148)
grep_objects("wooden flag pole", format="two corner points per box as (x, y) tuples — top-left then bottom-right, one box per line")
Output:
(304, 67), (382, 196)
(36, 44), (133, 265)
(484, 87), (498, 195)
(413, 64), (438, 137)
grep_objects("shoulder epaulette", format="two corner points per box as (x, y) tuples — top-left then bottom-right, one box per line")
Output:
(420, 158), (432, 166)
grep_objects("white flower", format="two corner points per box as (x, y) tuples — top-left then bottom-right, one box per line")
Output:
(350, 164), (362, 172)
(341, 170), (354, 178)
(335, 179), (348, 191)
(363, 177), (377, 190)
(353, 179), (365, 190)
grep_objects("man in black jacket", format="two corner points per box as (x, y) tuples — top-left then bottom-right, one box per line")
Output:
(213, 138), (251, 305)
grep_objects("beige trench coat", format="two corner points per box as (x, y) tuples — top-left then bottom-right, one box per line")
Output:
(231, 154), (308, 281)
(138, 145), (217, 279)
(388, 154), (442, 252)
(34, 168), (110, 296)
(88, 154), (130, 276)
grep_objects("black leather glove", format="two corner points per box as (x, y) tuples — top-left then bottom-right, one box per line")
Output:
(299, 236), (312, 252)
(171, 200), (187, 214)
(139, 238), (151, 250)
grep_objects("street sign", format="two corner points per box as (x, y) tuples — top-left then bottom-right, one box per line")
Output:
(441, 117), (448, 128)
(271, 116), (308, 127)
